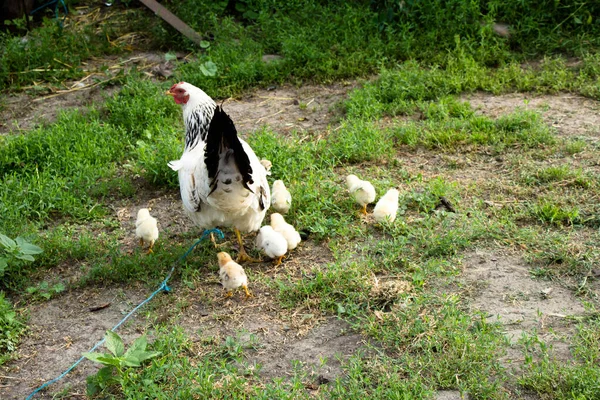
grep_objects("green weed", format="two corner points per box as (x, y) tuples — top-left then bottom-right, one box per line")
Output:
(0, 292), (25, 365)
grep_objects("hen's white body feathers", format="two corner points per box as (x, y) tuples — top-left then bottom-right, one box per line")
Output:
(168, 82), (270, 233)
(271, 180), (292, 214)
(373, 189), (399, 223)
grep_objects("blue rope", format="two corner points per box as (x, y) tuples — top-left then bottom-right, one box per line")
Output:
(25, 228), (223, 400)
(30, 0), (68, 26)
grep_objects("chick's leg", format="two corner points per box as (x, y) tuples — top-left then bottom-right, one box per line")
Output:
(210, 233), (230, 249)
(242, 285), (252, 300)
(235, 228), (257, 263)
(147, 240), (154, 254)
(361, 204), (368, 215)
(274, 255), (285, 266)
(224, 290), (233, 298)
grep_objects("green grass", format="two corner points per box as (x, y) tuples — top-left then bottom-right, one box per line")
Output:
(0, 291), (26, 365)
(2, 1), (600, 397)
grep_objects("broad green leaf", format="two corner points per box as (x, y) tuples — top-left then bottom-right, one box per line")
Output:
(96, 356), (123, 367)
(121, 357), (141, 367)
(0, 233), (16, 249)
(105, 331), (125, 357)
(16, 240), (43, 255)
(200, 40), (210, 49)
(124, 335), (148, 360)
(0, 258), (7, 274)
(164, 52), (177, 61)
(83, 352), (108, 363)
(135, 350), (161, 362)
(15, 254), (34, 262)
(200, 61), (218, 77)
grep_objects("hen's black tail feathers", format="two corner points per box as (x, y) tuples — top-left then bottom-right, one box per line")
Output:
(205, 106), (254, 193)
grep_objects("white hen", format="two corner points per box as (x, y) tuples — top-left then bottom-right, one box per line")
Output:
(270, 213), (301, 250)
(217, 252), (251, 299)
(271, 180), (292, 214)
(167, 82), (270, 262)
(255, 225), (288, 265)
(135, 208), (159, 254)
(373, 189), (400, 223)
(346, 174), (376, 214)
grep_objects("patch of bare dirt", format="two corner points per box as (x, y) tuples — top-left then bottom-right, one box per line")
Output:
(1, 286), (149, 399)
(462, 92), (600, 141)
(221, 81), (355, 136)
(462, 250), (586, 373)
(1, 53), (356, 137)
(0, 52), (171, 135)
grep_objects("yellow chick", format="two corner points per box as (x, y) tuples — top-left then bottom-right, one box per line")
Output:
(260, 159), (272, 176)
(217, 252), (251, 299)
(271, 180), (292, 214)
(255, 225), (288, 266)
(346, 174), (376, 214)
(373, 189), (399, 223)
(135, 208), (159, 254)
(270, 213), (301, 250)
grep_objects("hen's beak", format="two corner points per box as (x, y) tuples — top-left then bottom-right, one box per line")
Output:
(165, 90), (174, 96)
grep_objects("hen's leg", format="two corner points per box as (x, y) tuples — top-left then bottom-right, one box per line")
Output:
(147, 240), (155, 254)
(361, 204), (368, 215)
(235, 228), (257, 263)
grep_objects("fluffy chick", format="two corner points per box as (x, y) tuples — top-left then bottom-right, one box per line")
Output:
(373, 189), (399, 223)
(260, 159), (272, 175)
(217, 252), (251, 299)
(135, 208), (159, 254)
(346, 174), (376, 214)
(270, 213), (301, 250)
(271, 180), (292, 214)
(255, 225), (288, 265)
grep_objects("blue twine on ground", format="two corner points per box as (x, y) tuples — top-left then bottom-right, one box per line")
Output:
(30, 0), (68, 26)
(25, 228), (224, 400)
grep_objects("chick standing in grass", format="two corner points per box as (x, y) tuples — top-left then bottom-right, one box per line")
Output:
(270, 213), (301, 250)
(255, 225), (288, 266)
(271, 180), (292, 214)
(135, 208), (159, 254)
(260, 159), (272, 175)
(373, 189), (400, 223)
(217, 252), (251, 299)
(346, 174), (376, 214)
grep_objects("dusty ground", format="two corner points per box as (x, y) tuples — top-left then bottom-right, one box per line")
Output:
(1, 73), (599, 399)
(462, 250), (585, 368)
(462, 92), (600, 141)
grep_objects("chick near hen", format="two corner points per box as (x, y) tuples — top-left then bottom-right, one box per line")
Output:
(270, 213), (301, 250)
(135, 208), (159, 254)
(217, 252), (251, 299)
(255, 225), (288, 266)
(271, 180), (292, 214)
(346, 174), (376, 214)
(260, 159), (272, 175)
(373, 188), (400, 223)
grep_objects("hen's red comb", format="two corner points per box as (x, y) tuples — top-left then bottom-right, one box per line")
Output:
(170, 82), (185, 91)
